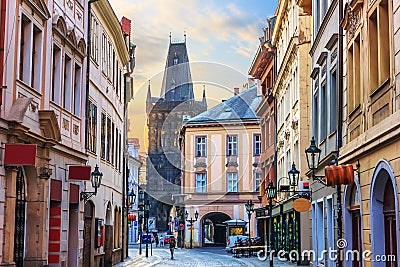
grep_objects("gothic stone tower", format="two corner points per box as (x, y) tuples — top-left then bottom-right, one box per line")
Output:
(146, 36), (207, 230)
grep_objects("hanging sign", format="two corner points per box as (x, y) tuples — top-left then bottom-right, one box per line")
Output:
(293, 198), (311, 212)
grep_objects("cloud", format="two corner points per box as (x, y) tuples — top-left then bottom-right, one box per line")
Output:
(109, 0), (275, 151)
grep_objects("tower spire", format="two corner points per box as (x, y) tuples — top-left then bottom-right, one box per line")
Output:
(169, 32), (172, 43)
(146, 80), (152, 101)
(184, 31), (186, 43)
(202, 84), (207, 108)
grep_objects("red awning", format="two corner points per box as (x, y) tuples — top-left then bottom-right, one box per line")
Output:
(325, 165), (355, 186)
(69, 166), (91, 181)
(4, 144), (36, 165)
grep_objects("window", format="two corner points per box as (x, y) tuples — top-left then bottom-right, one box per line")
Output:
(254, 172), (261, 192)
(313, 79), (319, 143)
(118, 132), (122, 171)
(87, 101), (97, 153)
(111, 122), (115, 165)
(173, 57), (178, 65)
(52, 45), (62, 104)
(195, 136), (207, 157)
(100, 113), (106, 159)
(19, 16), (29, 82)
(106, 117), (111, 162)
(227, 135), (238, 156)
(329, 70), (337, 134)
(90, 15), (99, 61)
(320, 81), (327, 141)
(63, 55), (72, 111)
(253, 134), (261, 156)
(73, 64), (82, 116)
(108, 42), (112, 79)
(102, 34), (107, 74)
(227, 172), (238, 192)
(195, 173), (207, 193)
(369, 0), (390, 91)
(32, 25), (42, 90)
(18, 15), (43, 90)
(347, 34), (361, 113)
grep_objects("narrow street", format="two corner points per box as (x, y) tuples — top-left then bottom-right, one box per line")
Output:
(117, 246), (297, 267)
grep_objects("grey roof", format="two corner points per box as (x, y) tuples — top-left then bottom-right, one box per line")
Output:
(160, 42), (194, 102)
(185, 86), (261, 125)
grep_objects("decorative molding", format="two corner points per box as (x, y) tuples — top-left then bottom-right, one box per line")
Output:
(22, 0), (51, 21)
(38, 110), (61, 141)
(73, 125), (79, 135)
(343, 0), (363, 41)
(62, 118), (69, 131)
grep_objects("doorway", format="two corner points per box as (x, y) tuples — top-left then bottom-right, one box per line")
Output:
(201, 212), (231, 246)
(13, 167), (26, 267)
(83, 201), (94, 267)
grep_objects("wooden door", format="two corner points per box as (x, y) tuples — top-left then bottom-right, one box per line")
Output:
(83, 218), (92, 267)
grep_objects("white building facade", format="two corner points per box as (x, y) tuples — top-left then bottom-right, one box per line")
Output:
(84, 1), (132, 266)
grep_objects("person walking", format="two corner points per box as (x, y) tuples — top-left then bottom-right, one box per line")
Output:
(155, 233), (159, 247)
(159, 235), (164, 246)
(169, 236), (176, 260)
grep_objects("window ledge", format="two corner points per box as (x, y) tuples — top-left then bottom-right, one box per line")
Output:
(369, 77), (390, 98)
(348, 104), (361, 119)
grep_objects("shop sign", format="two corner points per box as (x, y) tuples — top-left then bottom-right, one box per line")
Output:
(293, 198), (311, 212)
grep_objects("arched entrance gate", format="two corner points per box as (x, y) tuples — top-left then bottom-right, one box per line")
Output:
(201, 212), (231, 247)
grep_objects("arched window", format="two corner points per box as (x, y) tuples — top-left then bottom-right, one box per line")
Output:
(173, 56), (178, 65)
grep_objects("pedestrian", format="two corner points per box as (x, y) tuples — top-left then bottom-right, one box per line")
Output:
(155, 233), (159, 247)
(160, 235), (164, 246)
(169, 236), (176, 260)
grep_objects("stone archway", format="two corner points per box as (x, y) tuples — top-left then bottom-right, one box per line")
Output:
(370, 160), (399, 267)
(200, 212), (231, 247)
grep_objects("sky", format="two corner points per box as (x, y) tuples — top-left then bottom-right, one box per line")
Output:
(110, 0), (278, 153)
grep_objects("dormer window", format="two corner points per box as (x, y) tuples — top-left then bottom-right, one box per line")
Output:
(173, 56), (178, 65)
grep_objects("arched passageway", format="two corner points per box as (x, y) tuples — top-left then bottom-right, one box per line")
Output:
(201, 212), (231, 247)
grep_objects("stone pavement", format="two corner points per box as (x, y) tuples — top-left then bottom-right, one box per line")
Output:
(115, 246), (298, 267)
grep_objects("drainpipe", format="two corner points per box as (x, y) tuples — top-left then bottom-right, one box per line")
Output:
(337, 1), (344, 267)
(0, 0), (7, 108)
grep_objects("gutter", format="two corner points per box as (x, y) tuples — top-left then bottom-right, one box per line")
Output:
(0, 0), (6, 108)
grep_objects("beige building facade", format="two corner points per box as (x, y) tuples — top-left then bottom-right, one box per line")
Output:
(180, 87), (261, 248)
(339, 0), (400, 266)
(269, 0), (312, 263)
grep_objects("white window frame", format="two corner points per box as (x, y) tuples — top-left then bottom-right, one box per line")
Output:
(195, 136), (207, 157)
(227, 172), (238, 192)
(195, 173), (207, 193)
(227, 135), (238, 156)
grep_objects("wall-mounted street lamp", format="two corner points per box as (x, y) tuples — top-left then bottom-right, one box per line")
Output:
(81, 165), (103, 201)
(265, 181), (277, 267)
(185, 210), (199, 249)
(305, 137), (326, 185)
(277, 163), (311, 200)
(245, 200), (254, 248)
(128, 189), (136, 207)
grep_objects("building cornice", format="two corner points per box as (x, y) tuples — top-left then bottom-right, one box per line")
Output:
(272, 0), (289, 46)
(94, 0), (130, 65)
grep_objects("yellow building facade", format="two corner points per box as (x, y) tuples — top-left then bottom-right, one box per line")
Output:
(339, 0), (400, 265)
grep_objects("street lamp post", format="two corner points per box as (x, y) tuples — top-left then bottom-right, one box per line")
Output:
(185, 210), (199, 249)
(305, 137), (343, 267)
(245, 200), (254, 248)
(265, 182), (277, 267)
(138, 190), (145, 255)
(145, 200), (150, 258)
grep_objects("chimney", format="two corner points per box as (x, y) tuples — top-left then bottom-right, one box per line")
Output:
(234, 88), (240, 95)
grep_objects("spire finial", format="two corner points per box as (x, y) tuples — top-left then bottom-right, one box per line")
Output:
(169, 32), (172, 43)
(184, 30), (186, 42)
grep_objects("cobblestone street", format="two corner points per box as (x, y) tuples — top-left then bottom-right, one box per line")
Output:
(116, 246), (297, 267)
